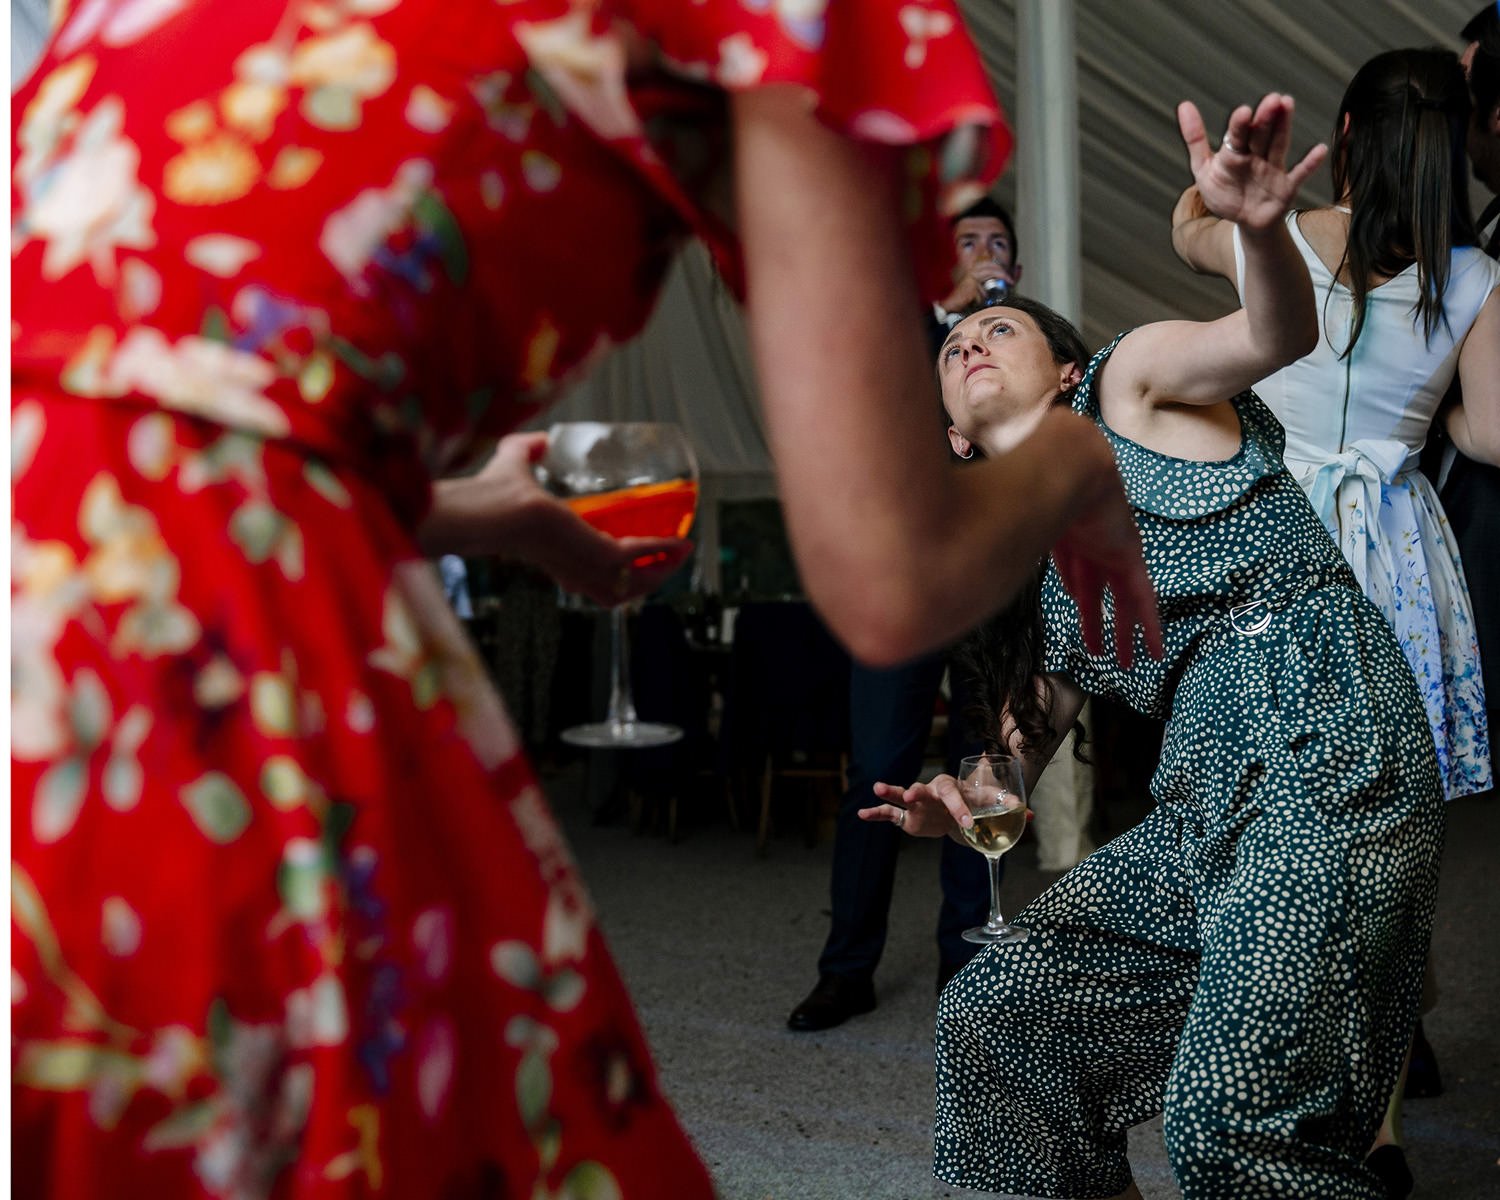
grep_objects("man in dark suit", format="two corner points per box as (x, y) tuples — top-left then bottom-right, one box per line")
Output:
(786, 199), (1024, 1032)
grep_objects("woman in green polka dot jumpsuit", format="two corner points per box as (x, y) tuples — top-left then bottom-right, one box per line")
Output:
(863, 96), (1444, 1199)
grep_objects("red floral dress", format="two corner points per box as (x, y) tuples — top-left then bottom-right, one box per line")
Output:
(10, 2), (1007, 1196)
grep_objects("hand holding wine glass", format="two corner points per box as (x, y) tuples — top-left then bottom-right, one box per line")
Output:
(953, 753), (1029, 945)
(860, 752), (1030, 945)
(535, 422), (699, 748)
(421, 433), (692, 606)
(860, 775), (973, 837)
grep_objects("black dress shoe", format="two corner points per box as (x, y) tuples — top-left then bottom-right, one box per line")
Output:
(786, 974), (876, 1032)
(1365, 1145), (1413, 1200)
(1404, 1020), (1443, 1099)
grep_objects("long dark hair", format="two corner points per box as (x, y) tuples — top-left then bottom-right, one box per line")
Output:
(1331, 48), (1477, 354)
(944, 296), (1091, 760)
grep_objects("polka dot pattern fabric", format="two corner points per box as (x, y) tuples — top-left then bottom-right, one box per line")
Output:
(933, 333), (1446, 1199)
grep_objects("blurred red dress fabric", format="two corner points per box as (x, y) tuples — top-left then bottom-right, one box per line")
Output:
(10, 1), (1007, 1195)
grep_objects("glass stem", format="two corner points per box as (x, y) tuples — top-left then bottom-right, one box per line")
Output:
(605, 606), (639, 732)
(986, 855), (1006, 931)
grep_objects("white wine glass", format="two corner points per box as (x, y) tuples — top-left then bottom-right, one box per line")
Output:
(957, 753), (1029, 945)
(536, 422), (698, 749)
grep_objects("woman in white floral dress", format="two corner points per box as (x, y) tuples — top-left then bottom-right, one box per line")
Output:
(1174, 47), (1500, 801)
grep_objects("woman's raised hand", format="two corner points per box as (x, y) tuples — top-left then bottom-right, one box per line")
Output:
(1177, 94), (1326, 234)
(859, 777), (974, 838)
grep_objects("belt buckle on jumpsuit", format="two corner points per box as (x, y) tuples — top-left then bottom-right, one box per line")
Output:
(1228, 599), (1273, 636)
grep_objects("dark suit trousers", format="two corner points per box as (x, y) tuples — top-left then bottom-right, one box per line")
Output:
(818, 651), (993, 979)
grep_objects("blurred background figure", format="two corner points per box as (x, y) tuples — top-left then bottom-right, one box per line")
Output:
(437, 553), (474, 620)
(931, 195), (1025, 339)
(788, 199), (1024, 1035)
(1437, 5), (1500, 781)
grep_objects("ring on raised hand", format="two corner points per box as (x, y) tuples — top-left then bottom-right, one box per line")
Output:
(895, 808), (906, 828)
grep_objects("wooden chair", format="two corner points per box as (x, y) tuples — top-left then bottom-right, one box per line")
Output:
(725, 602), (851, 856)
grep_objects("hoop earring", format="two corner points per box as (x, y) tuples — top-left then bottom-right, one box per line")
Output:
(957, 445), (975, 460)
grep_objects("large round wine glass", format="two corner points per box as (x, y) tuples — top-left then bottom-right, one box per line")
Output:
(956, 753), (1029, 945)
(537, 422), (698, 749)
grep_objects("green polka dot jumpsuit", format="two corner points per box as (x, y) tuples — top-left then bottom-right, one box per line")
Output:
(934, 334), (1446, 1199)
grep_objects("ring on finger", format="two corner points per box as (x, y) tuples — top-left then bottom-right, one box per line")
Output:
(895, 808), (906, 828)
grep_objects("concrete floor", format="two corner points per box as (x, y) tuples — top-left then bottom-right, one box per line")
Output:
(551, 770), (1500, 1200)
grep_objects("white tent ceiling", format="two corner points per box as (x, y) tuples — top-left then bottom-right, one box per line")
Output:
(542, 0), (1488, 582)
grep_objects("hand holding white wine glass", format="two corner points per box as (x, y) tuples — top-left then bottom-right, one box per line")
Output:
(860, 751), (1030, 945)
(535, 421), (699, 749)
(954, 753), (1029, 945)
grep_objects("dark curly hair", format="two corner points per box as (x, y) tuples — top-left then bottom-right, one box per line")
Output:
(941, 296), (1091, 761)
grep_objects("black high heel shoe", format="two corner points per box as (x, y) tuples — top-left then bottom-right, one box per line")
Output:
(1365, 1145), (1414, 1200)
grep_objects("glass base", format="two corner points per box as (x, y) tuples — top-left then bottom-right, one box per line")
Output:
(560, 721), (683, 749)
(961, 923), (1029, 946)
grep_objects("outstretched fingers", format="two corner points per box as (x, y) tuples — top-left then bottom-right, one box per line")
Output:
(863, 779), (971, 835)
(1252, 92), (1298, 160)
(1221, 103), (1254, 156)
(1177, 100), (1211, 174)
(1054, 546), (1162, 667)
(857, 800), (909, 827)
(1059, 557), (1104, 656)
(1285, 140), (1329, 192)
(1262, 93), (1294, 166)
(1112, 562), (1162, 669)
(869, 781), (910, 806)
(1246, 96), (1277, 160)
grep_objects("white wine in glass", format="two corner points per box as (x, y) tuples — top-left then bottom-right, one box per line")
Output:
(536, 421), (698, 749)
(957, 753), (1029, 945)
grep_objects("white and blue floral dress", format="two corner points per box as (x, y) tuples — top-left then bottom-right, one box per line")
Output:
(1233, 214), (1498, 799)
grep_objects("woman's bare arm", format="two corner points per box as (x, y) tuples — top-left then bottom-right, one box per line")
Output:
(1449, 289), (1500, 465)
(1106, 96), (1324, 415)
(733, 87), (1160, 667)
(1170, 184), (1238, 280)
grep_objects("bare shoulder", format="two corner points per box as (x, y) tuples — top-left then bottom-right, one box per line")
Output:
(1292, 207), (1347, 276)
(1095, 322), (1247, 460)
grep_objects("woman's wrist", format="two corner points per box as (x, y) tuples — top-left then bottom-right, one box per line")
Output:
(417, 479), (471, 555)
(420, 475), (545, 558)
(1235, 216), (1290, 241)
(1034, 410), (1117, 510)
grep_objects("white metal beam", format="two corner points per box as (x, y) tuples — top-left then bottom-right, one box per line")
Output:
(1016, 0), (1082, 325)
